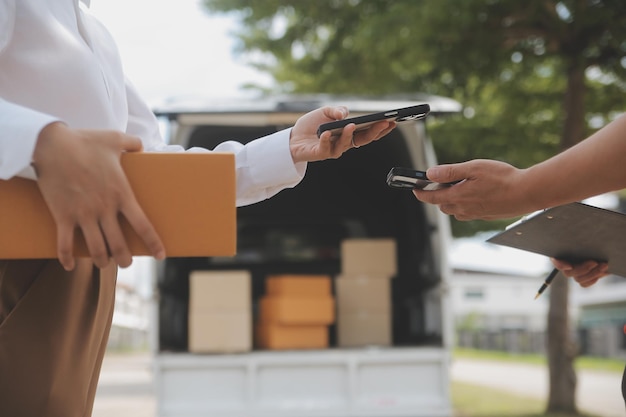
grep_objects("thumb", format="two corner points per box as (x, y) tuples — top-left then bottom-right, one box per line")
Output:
(426, 163), (469, 183)
(121, 135), (144, 153)
(324, 105), (349, 121)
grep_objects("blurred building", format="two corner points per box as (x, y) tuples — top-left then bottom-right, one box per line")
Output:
(573, 274), (626, 359)
(449, 234), (554, 353)
(449, 194), (626, 358)
(108, 258), (155, 351)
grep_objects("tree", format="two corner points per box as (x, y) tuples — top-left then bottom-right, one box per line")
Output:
(203, 0), (626, 413)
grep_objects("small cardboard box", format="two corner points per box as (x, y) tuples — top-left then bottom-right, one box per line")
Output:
(258, 296), (335, 325)
(340, 238), (397, 276)
(188, 311), (252, 353)
(266, 275), (331, 297)
(0, 152), (236, 259)
(335, 276), (391, 314)
(189, 270), (251, 313)
(256, 323), (328, 350)
(337, 312), (392, 347)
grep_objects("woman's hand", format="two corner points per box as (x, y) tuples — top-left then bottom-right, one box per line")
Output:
(412, 160), (531, 220)
(551, 258), (609, 288)
(289, 106), (396, 163)
(33, 122), (165, 270)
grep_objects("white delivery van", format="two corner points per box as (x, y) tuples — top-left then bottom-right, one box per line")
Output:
(150, 94), (461, 417)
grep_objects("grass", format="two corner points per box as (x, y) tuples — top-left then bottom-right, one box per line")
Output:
(454, 347), (624, 374)
(452, 347), (620, 416)
(452, 381), (601, 417)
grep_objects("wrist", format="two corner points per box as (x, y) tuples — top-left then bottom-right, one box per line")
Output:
(32, 122), (70, 171)
(517, 165), (550, 212)
(288, 130), (306, 164)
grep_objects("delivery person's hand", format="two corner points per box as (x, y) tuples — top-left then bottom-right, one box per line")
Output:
(289, 106), (396, 163)
(550, 258), (609, 288)
(32, 122), (166, 271)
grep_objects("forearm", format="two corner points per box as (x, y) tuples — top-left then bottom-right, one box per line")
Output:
(217, 130), (306, 206)
(522, 115), (626, 209)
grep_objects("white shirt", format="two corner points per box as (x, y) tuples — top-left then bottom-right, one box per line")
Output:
(0, 0), (306, 206)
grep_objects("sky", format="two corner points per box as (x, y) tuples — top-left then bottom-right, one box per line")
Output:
(89, 0), (270, 106)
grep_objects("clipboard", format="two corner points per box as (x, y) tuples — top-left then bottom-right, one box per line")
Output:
(487, 202), (626, 278)
(0, 152), (236, 259)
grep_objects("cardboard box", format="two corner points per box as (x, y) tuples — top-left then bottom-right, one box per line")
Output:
(337, 312), (392, 347)
(266, 275), (331, 297)
(188, 311), (252, 353)
(340, 238), (397, 276)
(256, 323), (328, 350)
(335, 276), (391, 314)
(258, 296), (335, 325)
(189, 270), (251, 313)
(0, 152), (236, 259)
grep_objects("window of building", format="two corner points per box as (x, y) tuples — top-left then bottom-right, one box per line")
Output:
(464, 287), (484, 300)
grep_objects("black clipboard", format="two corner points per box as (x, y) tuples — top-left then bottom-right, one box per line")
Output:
(487, 202), (626, 278)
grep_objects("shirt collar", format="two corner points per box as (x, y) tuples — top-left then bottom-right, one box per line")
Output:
(80, 0), (91, 7)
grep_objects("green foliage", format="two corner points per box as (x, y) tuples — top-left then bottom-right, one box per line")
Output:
(203, 0), (626, 236)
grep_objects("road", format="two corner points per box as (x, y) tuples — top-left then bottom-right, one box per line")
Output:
(92, 353), (624, 417)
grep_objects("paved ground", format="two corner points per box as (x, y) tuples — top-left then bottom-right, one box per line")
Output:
(92, 353), (156, 417)
(93, 352), (624, 417)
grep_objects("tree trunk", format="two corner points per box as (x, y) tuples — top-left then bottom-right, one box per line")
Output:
(546, 62), (586, 414)
(560, 63), (587, 152)
(546, 273), (577, 413)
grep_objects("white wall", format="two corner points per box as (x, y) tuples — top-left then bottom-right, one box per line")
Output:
(450, 270), (550, 332)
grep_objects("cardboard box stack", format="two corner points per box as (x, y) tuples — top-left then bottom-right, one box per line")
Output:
(256, 275), (334, 350)
(336, 238), (396, 347)
(188, 270), (252, 353)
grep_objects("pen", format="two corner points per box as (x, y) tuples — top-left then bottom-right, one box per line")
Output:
(534, 268), (559, 300)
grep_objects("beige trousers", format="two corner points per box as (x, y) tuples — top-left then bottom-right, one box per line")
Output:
(0, 259), (117, 417)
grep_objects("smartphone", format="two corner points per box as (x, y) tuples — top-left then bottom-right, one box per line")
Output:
(317, 104), (430, 138)
(386, 167), (457, 190)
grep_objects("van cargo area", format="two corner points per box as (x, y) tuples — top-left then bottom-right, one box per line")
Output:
(151, 96), (460, 417)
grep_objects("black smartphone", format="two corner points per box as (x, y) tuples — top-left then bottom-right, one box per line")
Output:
(317, 104), (430, 138)
(386, 167), (457, 190)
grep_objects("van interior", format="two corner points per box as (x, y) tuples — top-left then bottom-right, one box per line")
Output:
(158, 124), (444, 351)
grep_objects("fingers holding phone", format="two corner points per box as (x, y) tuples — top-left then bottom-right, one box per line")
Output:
(386, 167), (459, 191)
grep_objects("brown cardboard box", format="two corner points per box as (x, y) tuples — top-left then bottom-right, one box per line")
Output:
(266, 275), (331, 297)
(340, 238), (397, 276)
(188, 311), (252, 353)
(0, 152), (236, 259)
(256, 323), (328, 350)
(337, 312), (392, 347)
(189, 270), (251, 313)
(258, 296), (335, 325)
(335, 276), (391, 314)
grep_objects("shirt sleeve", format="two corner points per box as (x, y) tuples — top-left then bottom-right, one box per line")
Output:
(0, 99), (61, 180)
(0, 0), (61, 180)
(123, 78), (306, 207)
(124, 77), (164, 149)
(0, 0), (15, 55)
(212, 131), (307, 207)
